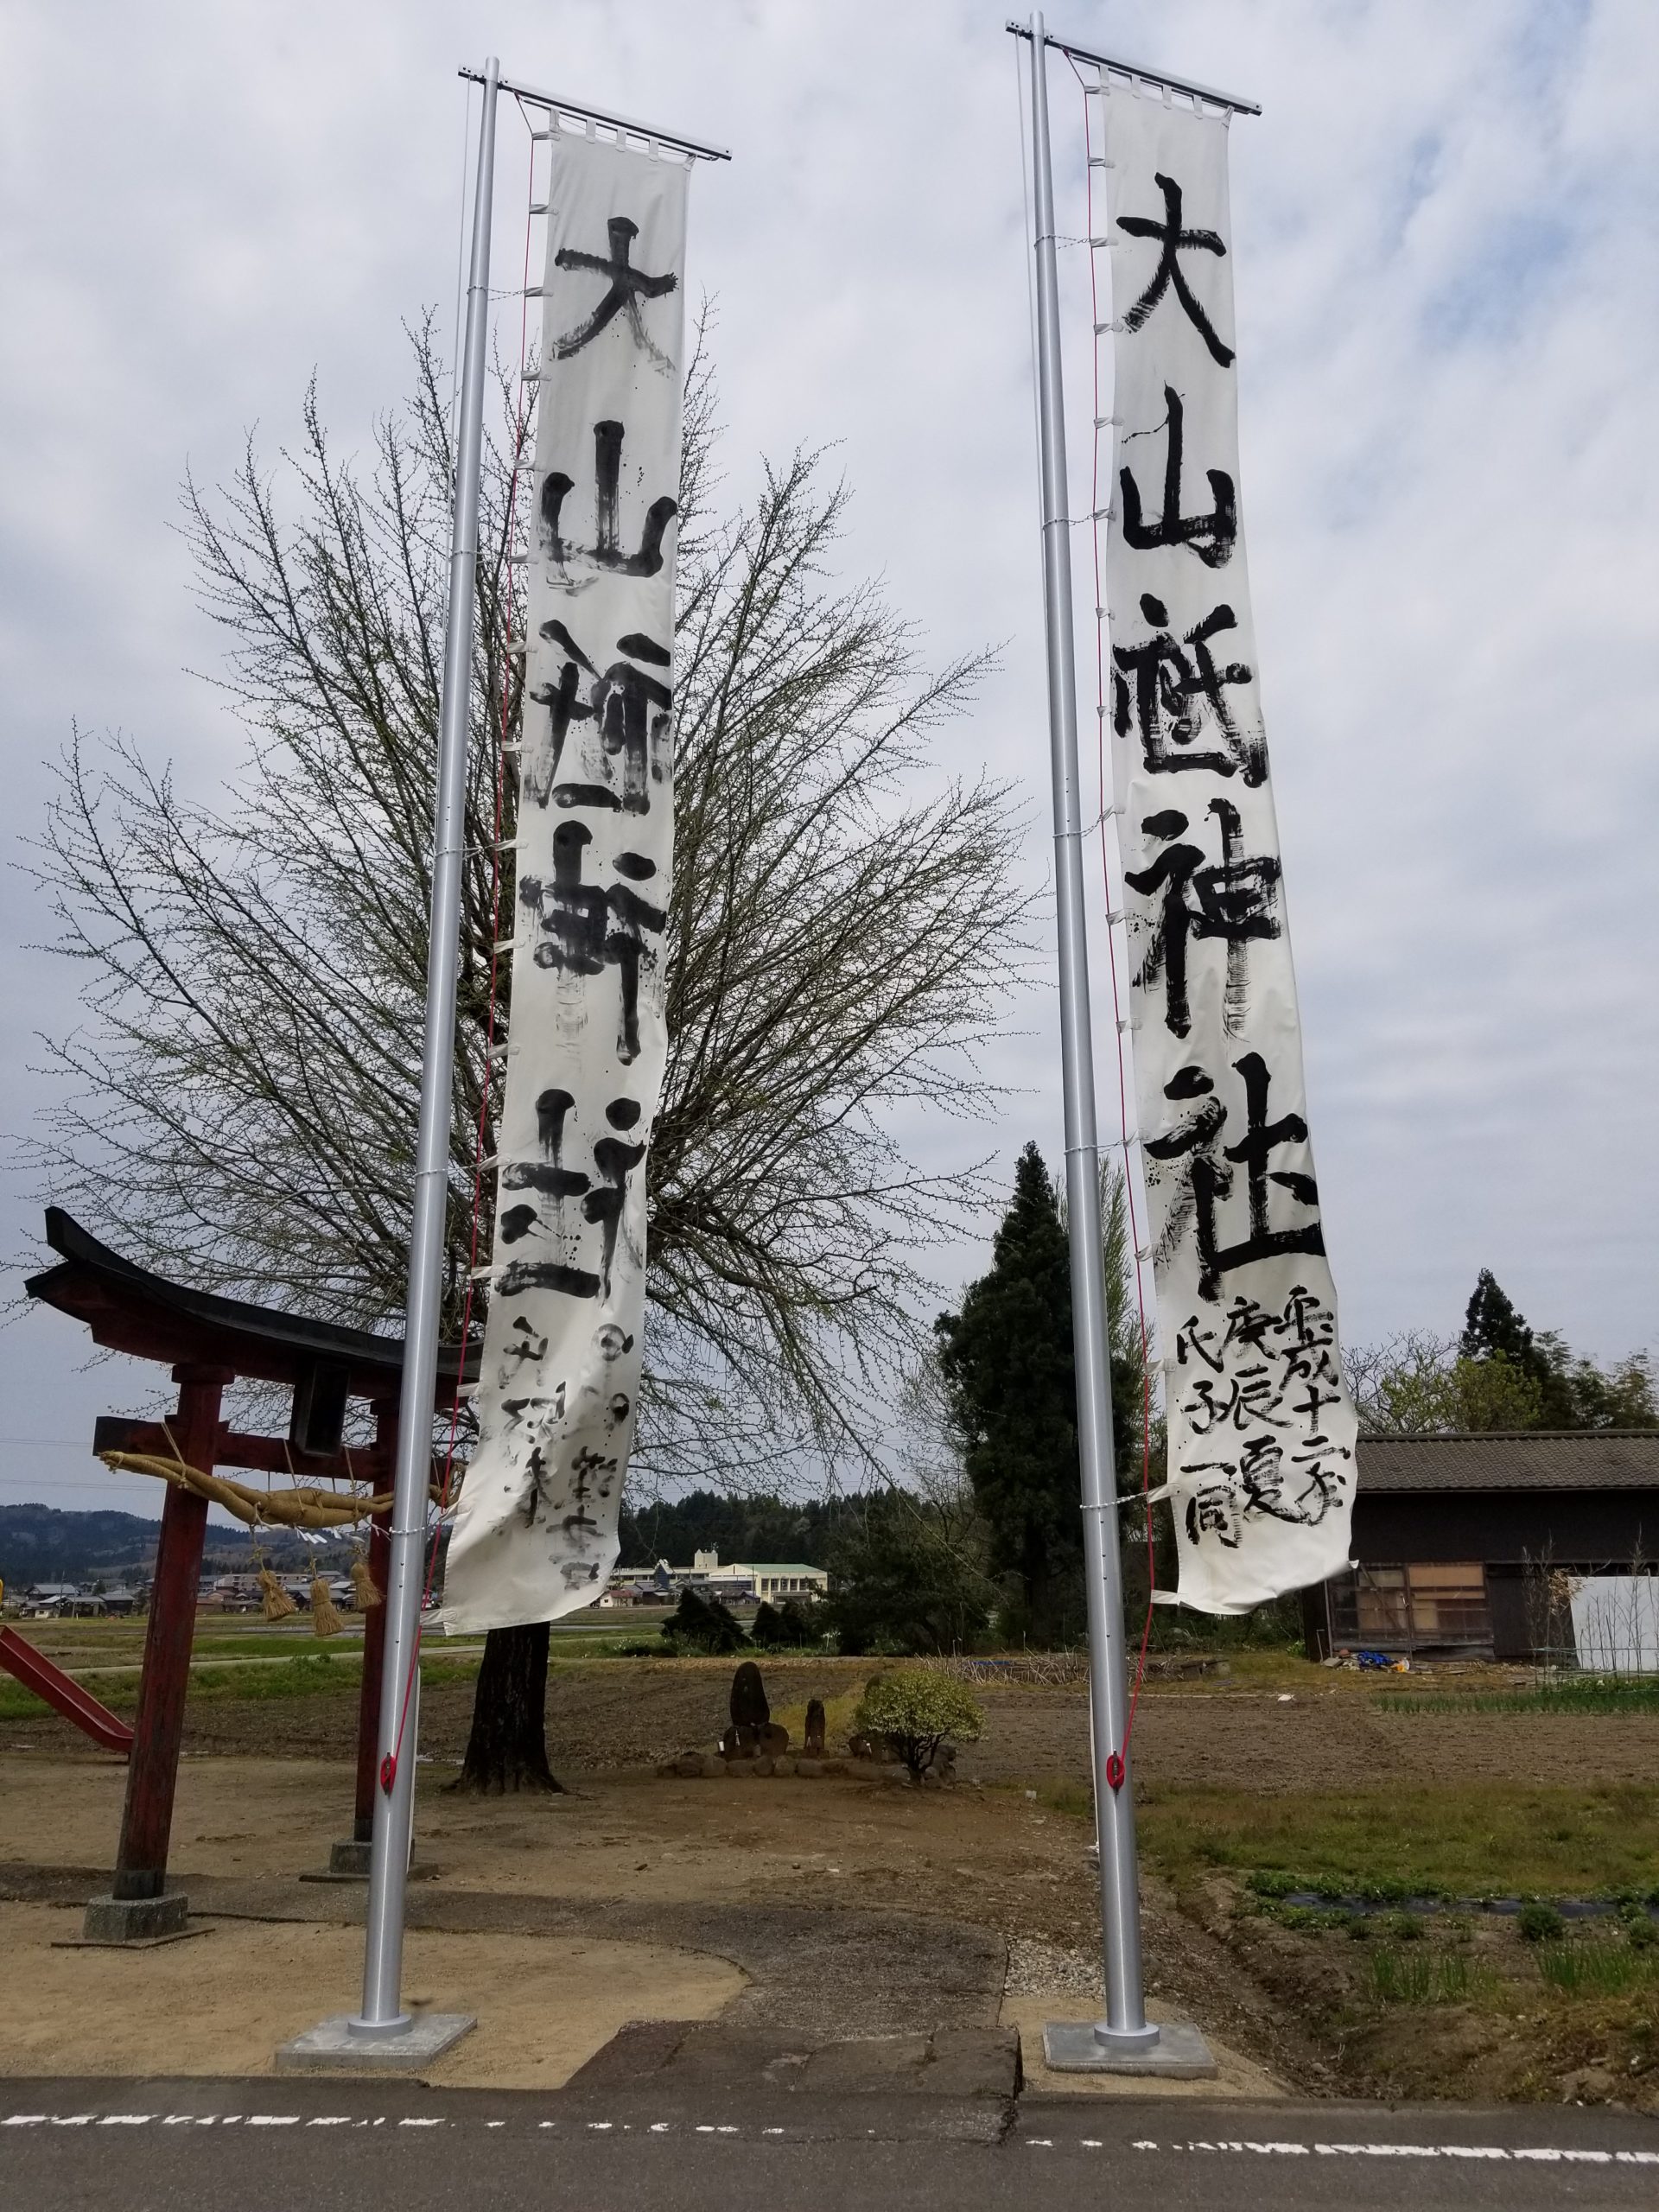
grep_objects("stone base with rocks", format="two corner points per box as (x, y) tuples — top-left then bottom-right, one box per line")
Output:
(658, 1751), (853, 1779)
(655, 1662), (961, 1783)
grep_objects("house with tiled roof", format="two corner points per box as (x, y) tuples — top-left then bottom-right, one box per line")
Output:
(1302, 1431), (1659, 1662)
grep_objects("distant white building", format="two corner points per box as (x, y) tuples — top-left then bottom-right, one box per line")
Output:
(685, 1552), (829, 1602)
(601, 1551), (829, 1607)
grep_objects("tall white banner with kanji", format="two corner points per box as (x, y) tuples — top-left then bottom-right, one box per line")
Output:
(1103, 87), (1357, 1611)
(442, 124), (689, 1632)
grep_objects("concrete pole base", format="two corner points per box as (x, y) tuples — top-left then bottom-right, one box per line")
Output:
(80, 1891), (191, 1943)
(276, 2012), (477, 2074)
(1042, 2018), (1218, 2077)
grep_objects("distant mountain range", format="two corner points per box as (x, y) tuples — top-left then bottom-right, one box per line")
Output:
(1, 1482), (852, 1592)
(0, 1502), (353, 1587)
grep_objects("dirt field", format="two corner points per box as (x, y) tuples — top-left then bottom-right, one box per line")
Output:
(2, 1654), (1656, 2107)
(10, 1653), (1659, 1794)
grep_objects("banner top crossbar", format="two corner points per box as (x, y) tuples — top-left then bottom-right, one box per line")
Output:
(459, 65), (733, 162)
(1006, 21), (1262, 118)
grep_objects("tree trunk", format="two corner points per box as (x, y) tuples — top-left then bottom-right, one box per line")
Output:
(450, 1622), (564, 1794)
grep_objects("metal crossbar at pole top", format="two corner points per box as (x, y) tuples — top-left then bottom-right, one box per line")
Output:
(1004, 18), (1262, 118)
(457, 65), (732, 162)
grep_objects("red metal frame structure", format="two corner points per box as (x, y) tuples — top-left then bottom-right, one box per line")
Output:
(0, 1626), (133, 1754)
(24, 1209), (476, 1903)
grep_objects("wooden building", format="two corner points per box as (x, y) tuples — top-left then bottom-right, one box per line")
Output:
(1302, 1431), (1659, 1662)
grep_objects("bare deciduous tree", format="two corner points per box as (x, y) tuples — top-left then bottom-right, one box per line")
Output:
(25, 321), (1031, 1785)
(28, 321), (1028, 1464)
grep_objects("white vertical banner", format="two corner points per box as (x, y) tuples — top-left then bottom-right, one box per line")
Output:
(1102, 87), (1357, 1612)
(442, 125), (690, 1632)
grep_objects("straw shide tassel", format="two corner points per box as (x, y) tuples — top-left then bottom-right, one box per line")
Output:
(309, 1573), (345, 1638)
(258, 1568), (297, 1622)
(350, 1556), (383, 1611)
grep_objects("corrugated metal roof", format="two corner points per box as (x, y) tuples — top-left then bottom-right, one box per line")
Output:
(1357, 1432), (1659, 1494)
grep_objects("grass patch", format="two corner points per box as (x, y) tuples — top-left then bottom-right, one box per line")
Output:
(0, 1649), (482, 1719)
(544, 1637), (652, 1661)
(1247, 1868), (1451, 1904)
(1535, 1938), (1659, 1999)
(1137, 1782), (1659, 1901)
(187, 1653), (482, 1701)
(771, 1688), (861, 1754)
(1381, 1677), (1659, 1718)
(1369, 1947), (1491, 2005)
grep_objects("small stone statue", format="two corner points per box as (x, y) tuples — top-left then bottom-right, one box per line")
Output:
(804, 1698), (826, 1756)
(730, 1659), (770, 1732)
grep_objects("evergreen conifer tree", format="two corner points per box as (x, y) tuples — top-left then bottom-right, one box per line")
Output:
(1459, 1268), (1575, 1427)
(935, 1144), (1083, 1643)
(1459, 1269), (1537, 1370)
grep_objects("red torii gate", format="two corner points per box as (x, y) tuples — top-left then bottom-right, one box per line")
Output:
(24, 1208), (477, 1939)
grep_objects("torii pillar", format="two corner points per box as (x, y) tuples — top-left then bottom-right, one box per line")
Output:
(83, 1364), (229, 1942)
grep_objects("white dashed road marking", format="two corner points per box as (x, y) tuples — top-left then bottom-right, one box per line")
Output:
(3, 2104), (1656, 2170)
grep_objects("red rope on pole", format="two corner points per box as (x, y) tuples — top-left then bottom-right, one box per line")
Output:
(1071, 54), (1156, 1789)
(383, 103), (541, 1792)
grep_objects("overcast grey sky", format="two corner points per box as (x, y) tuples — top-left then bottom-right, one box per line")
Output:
(3, 0), (1655, 1518)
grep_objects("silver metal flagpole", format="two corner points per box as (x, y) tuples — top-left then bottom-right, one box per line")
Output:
(1020, 10), (1216, 2080)
(1022, 9), (1156, 2062)
(351, 52), (501, 2042)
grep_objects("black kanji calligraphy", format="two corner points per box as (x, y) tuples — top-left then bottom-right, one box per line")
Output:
(1112, 593), (1263, 785)
(519, 822), (667, 1064)
(1183, 1471), (1242, 1550)
(527, 618), (672, 815)
(549, 214), (678, 366)
(1173, 1287), (1344, 1444)
(1238, 1433), (1345, 1528)
(583, 1099), (647, 1300)
(1119, 385), (1236, 569)
(1218, 1052), (1324, 1283)
(1125, 798), (1281, 1038)
(1116, 172), (1234, 368)
(537, 419), (678, 577)
(1147, 1055), (1323, 1302)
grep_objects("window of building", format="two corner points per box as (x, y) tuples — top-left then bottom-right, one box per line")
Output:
(1329, 1562), (1491, 1649)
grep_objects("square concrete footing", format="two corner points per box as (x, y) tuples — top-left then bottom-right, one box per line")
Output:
(80, 1891), (192, 1944)
(1042, 2018), (1217, 2078)
(327, 1838), (372, 1877)
(276, 2012), (477, 2075)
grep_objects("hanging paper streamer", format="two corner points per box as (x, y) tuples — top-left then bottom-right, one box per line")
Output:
(1102, 87), (1357, 1612)
(442, 126), (690, 1632)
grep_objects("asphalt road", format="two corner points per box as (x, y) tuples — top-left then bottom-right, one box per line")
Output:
(3, 2081), (1656, 2211)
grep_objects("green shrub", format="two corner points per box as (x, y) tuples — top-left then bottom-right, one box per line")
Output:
(1277, 1905), (1351, 1934)
(1518, 1903), (1565, 1943)
(851, 1669), (982, 1781)
(1246, 1869), (1304, 1899)
(1382, 1910), (1426, 1942)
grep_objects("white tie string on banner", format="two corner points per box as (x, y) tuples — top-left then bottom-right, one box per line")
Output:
(442, 124), (690, 1633)
(1098, 81), (1359, 1613)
